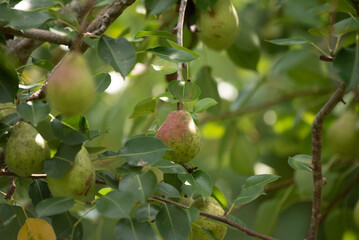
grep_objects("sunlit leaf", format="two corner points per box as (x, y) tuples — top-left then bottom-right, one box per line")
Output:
(134, 30), (175, 40)
(193, 98), (218, 113)
(129, 98), (156, 118)
(168, 80), (201, 102)
(288, 154), (312, 172)
(267, 37), (311, 46)
(17, 218), (56, 240)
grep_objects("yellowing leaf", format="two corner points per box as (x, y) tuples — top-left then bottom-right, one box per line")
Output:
(17, 218), (56, 240)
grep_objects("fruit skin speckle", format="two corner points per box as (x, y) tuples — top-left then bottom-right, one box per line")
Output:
(47, 147), (95, 201)
(5, 121), (50, 177)
(197, 0), (239, 51)
(156, 110), (202, 164)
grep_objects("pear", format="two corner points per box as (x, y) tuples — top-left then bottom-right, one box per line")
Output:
(197, 0), (239, 51)
(47, 147), (95, 201)
(156, 110), (202, 164)
(46, 52), (95, 116)
(326, 111), (359, 159)
(189, 197), (227, 240)
(5, 121), (50, 177)
(0, 102), (16, 120)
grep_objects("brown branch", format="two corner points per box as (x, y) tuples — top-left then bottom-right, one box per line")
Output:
(199, 88), (334, 123)
(304, 82), (346, 240)
(151, 195), (278, 240)
(0, 27), (73, 46)
(5, 176), (16, 200)
(320, 171), (359, 222)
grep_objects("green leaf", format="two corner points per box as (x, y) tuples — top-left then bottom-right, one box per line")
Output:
(178, 170), (213, 198)
(243, 174), (280, 189)
(234, 185), (266, 206)
(97, 36), (136, 78)
(0, 204), (30, 238)
(51, 212), (82, 240)
(167, 40), (200, 58)
(168, 80), (201, 102)
(28, 179), (51, 207)
(135, 204), (160, 221)
(115, 219), (156, 240)
(129, 98), (156, 118)
(96, 190), (134, 219)
(156, 204), (190, 240)
(96, 170), (119, 189)
(6, 8), (54, 30)
(14, 0), (61, 11)
(16, 101), (50, 126)
(118, 136), (171, 166)
(193, 98), (218, 113)
(147, 47), (197, 63)
(334, 17), (359, 36)
(185, 208), (200, 223)
(134, 30), (176, 40)
(212, 186), (228, 209)
(288, 154), (313, 172)
(333, 43), (359, 90)
(93, 73), (111, 93)
(44, 143), (82, 178)
(31, 58), (54, 71)
(152, 59), (179, 74)
(35, 197), (75, 217)
(118, 171), (157, 203)
(151, 159), (187, 174)
(195, 66), (221, 114)
(0, 51), (18, 103)
(157, 182), (181, 198)
(50, 118), (88, 145)
(145, 0), (177, 16)
(266, 37), (311, 46)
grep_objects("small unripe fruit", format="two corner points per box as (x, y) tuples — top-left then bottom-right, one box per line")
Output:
(189, 197), (227, 240)
(5, 121), (50, 177)
(46, 52), (95, 116)
(197, 0), (239, 50)
(156, 110), (202, 164)
(47, 147), (95, 201)
(326, 111), (359, 159)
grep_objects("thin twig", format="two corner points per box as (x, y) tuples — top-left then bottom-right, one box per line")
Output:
(151, 195), (278, 240)
(320, 171), (359, 222)
(199, 88), (334, 123)
(304, 82), (346, 240)
(0, 27), (73, 46)
(5, 176), (16, 200)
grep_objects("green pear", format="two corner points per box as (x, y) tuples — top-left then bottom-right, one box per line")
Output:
(197, 0), (239, 51)
(46, 52), (95, 116)
(189, 197), (227, 240)
(156, 110), (202, 164)
(0, 102), (16, 120)
(326, 111), (359, 159)
(47, 147), (95, 201)
(5, 121), (50, 177)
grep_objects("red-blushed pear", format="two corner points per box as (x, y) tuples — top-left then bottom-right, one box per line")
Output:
(47, 147), (95, 201)
(46, 51), (95, 116)
(156, 110), (202, 164)
(197, 0), (239, 51)
(5, 121), (50, 177)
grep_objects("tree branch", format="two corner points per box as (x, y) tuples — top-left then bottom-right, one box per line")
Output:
(150, 195), (278, 240)
(0, 26), (73, 46)
(199, 88), (334, 123)
(304, 82), (346, 240)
